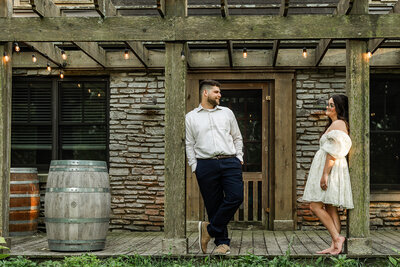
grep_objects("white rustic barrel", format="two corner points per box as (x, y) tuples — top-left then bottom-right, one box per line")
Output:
(45, 160), (111, 251)
(9, 168), (40, 236)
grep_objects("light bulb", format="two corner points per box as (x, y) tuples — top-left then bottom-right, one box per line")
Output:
(14, 42), (20, 52)
(47, 63), (51, 72)
(124, 49), (129, 60)
(60, 71), (64, 79)
(3, 52), (10, 62)
(181, 50), (185, 61)
(61, 50), (67, 60)
(302, 47), (307, 58)
(367, 50), (372, 59)
(97, 93), (101, 97)
(243, 48), (247, 59)
(32, 54), (37, 63)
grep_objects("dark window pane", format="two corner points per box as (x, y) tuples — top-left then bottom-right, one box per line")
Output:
(60, 125), (107, 161)
(370, 76), (400, 189)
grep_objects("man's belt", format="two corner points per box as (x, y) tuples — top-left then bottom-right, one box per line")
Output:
(199, 154), (236, 160)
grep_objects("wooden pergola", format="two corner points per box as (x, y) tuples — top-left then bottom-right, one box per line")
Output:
(1, 0), (400, 255)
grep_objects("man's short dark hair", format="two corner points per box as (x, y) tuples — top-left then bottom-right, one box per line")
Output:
(199, 80), (221, 99)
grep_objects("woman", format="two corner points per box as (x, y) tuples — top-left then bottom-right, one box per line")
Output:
(302, 94), (353, 255)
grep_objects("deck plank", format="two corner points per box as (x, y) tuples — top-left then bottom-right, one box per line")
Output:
(284, 231), (309, 255)
(303, 231), (328, 251)
(274, 231), (291, 255)
(239, 230), (253, 255)
(293, 231), (320, 254)
(252, 230), (267, 256)
(264, 230), (282, 255)
(229, 230), (242, 256)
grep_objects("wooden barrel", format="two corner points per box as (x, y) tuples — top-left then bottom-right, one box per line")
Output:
(45, 160), (110, 252)
(9, 168), (40, 236)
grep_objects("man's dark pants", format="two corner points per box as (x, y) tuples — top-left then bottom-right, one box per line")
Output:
(195, 157), (243, 246)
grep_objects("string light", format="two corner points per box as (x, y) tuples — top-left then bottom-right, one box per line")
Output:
(3, 52), (10, 62)
(14, 42), (20, 52)
(302, 47), (308, 58)
(60, 71), (64, 79)
(97, 93), (101, 97)
(367, 49), (372, 59)
(88, 89), (91, 93)
(47, 62), (51, 72)
(180, 49), (186, 61)
(243, 47), (247, 59)
(124, 48), (129, 60)
(61, 49), (67, 60)
(32, 54), (37, 63)
(78, 83), (81, 88)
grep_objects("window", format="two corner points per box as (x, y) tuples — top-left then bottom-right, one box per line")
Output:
(370, 75), (400, 190)
(11, 77), (109, 172)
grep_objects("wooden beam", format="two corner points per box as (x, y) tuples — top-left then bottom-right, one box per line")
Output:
(165, 0), (187, 17)
(24, 42), (64, 67)
(221, 0), (229, 17)
(280, 0), (289, 16)
(29, 0), (61, 17)
(125, 41), (148, 68)
(368, 1), (400, 54)
(94, 0), (117, 18)
(272, 0), (289, 66)
(184, 42), (192, 68)
(2, 15), (400, 41)
(227, 40), (234, 68)
(337, 0), (354, 15)
(0, 0), (12, 239)
(157, 0), (165, 18)
(272, 40), (280, 67)
(72, 42), (107, 68)
(315, 0), (354, 66)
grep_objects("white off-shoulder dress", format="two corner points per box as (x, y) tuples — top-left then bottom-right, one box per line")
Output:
(302, 130), (354, 209)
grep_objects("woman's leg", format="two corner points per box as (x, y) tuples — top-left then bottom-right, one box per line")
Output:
(310, 202), (345, 255)
(317, 205), (341, 254)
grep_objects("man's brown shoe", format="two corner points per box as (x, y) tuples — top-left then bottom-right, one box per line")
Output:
(198, 221), (211, 253)
(214, 244), (231, 255)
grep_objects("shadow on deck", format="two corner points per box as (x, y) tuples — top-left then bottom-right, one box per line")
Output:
(9, 230), (400, 259)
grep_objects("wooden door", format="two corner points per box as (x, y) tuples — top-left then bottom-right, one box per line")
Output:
(220, 83), (270, 228)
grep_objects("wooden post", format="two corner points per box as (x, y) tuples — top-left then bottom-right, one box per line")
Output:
(346, 39), (371, 255)
(162, 42), (188, 254)
(162, 0), (188, 255)
(346, 0), (371, 255)
(273, 73), (296, 230)
(0, 0), (12, 239)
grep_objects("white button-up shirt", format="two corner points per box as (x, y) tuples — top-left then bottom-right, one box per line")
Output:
(185, 104), (244, 172)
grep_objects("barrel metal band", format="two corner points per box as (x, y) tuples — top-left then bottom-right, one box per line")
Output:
(48, 239), (106, 244)
(10, 206), (39, 211)
(10, 180), (39, 184)
(46, 187), (110, 193)
(47, 244), (105, 252)
(45, 218), (109, 223)
(10, 194), (40, 198)
(49, 167), (108, 172)
(51, 160), (107, 167)
(10, 168), (38, 173)
(10, 219), (38, 224)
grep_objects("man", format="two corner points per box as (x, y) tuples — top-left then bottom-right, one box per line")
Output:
(185, 79), (244, 255)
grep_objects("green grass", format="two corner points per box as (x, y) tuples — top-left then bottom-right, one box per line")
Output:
(0, 254), (395, 267)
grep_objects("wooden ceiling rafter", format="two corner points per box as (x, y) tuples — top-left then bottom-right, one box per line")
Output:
(94, 0), (117, 18)
(272, 0), (290, 67)
(368, 0), (400, 54)
(315, 0), (354, 66)
(29, 0), (61, 17)
(220, 0), (234, 68)
(157, 0), (165, 18)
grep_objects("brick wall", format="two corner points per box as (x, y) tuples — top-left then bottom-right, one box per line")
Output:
(108, 72), (166, 231)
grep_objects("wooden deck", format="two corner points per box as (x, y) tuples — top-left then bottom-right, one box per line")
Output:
(9, 230), (400, 258)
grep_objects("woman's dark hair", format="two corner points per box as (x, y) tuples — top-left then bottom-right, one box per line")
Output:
(323, 94), (350, 134)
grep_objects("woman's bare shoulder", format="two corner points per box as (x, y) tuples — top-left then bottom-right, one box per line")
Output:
(330, 120), (348, 133)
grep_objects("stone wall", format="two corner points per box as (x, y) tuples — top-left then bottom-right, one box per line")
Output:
(108, 72), (166, 231)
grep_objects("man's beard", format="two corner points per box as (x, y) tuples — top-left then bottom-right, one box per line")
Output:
(207, 97), (219, 107)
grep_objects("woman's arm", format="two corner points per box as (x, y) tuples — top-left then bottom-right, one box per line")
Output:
(320, 154), (335, 190)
